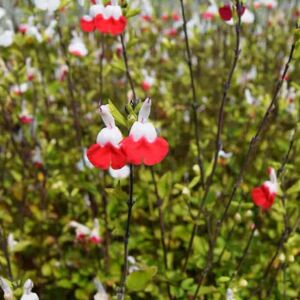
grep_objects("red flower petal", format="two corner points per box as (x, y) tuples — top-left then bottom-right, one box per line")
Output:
(95, 15), (127, 35)
(87, 143), (127, 170)
(95, 15), (111, 34)
(122, 136), (169, 166)
(80, 17), (95, 32)
(251, 185), (275, 210)
(20, 116), (33, 124)
(110, 16), (127, 35)
(219, 5), (232, 21)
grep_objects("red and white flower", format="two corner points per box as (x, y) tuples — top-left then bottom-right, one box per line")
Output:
(89, 219), (102, 244)
(56, 64), (69, 82)
(68, 35), (88, 57)
(69, 221), (91, 241)
(219, 2), (246, 22)
(251, 167), (278, 210)
(254, 0), (277, 9)
(26, 58), (36, 81)
(122, 98), (169, 166)
(80, 0), (127, 36)
(141, 71), (155, 92)
(32, 147), (43, 168)
(87, 104), (127, 170)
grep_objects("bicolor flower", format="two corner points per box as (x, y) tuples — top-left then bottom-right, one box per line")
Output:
(202, 3), (218, 21)
(34, 0), (61, 12)
(21, 279), (39, 300)
(26, 58), (36, 81)
(69, 221), (91, 241)
(19, 103), (34, 124)
(219, 2), (245, 22)
(89, 219), (102, 244)
(87, 105), (127, 170)
(68, 35), (88, 57)
(254, 0), (277, 9)
(122, 98), (169, 166)
(32, 147), (43, 168)
(141, 71), (155, 92)
(81, 0), (127, 36)
(251, 167), (278, 210)
(56, 64), (69, 81)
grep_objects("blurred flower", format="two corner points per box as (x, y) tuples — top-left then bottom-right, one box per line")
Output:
(56, 64), (69, 81)
(122, 98), (169, 166)
(0, 277), (13, 300)
(251, 167), (278, 210)
(128, 256), (140, 273)
(44, 19), (57, 40)
(32, 146), (43, 168)
(254, 0), (277, 9)
(7, 233), (18, 252)
(11, 83), (28, 96)
(19, 102), (34, 124)
(33, 0), (61, 12)
(89, 219), (102, 244)
(109, 165), (130, 179)
(141, 70), (155, 92)
(87, 104), (127, 170)
(69, 221), (91, 241)
(0, 20), (14, 47)
(68, 34), (88, 57)
(202, 3), (218, 21)
(76, 148), (94, 171)
(81, 0), (127, 36)
(93, 278), (108, 300)
(226, 288), (234, 300)
(21, 279), (39, 300)
(26, 58), (36, 81)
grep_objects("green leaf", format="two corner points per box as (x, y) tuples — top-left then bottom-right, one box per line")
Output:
(127, 266), (158, 291)
(108, 100), (127, 127)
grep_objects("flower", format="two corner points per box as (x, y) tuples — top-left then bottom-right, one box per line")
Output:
(0, 20), (14, 48)
(202, 4), (218, 21)
(19, 103), (34, 124)
(109, 165), (130, 179)
(11, 83), (28, 96)
(122, 98), (169, 166)
(87, 104), (127, 170)
(0, 277), (13, 300)
(251, 167), (278, 210)
(80, 0), (127, 36)
(69, 221), (91, 240)
(89, 219), (102, 244)
(226, 288), (234, 300)
(93, 279), (108, 300)
(32, 147), (43, 168)
(26, 58), (36, 81)
(21, 279), (39, 300)
(68, 35), (88, 57)
(219, 4), (232, 21)
(33, 0), (61, 12)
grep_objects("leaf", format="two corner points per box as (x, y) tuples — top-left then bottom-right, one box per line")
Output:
(108, 100), (127, 127)
(125, 8), (141, 19)
(127, 266), (158, 291)
(286, 181), (300, 195)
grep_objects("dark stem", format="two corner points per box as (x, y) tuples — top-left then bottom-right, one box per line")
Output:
(118, 165), (134, 300)
(182, 0), (242, 272)
(150, 168), (173, 300)
(120, 34), (137, 101)
(179, 0), (205, 189)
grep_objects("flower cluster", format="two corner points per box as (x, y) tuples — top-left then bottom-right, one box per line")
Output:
(251, 167), (278, 210)
(87, 99), (169, 171)
(80, 0), (127, 36)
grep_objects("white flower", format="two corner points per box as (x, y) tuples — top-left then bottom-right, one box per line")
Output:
(34, 0), (61, 12)
(68, 36), (88, 57)
(7, 234), (18, 252)
(0, 277), (13, 300)
(109, 165), (130, 179)
(226, 288), (234, 300)
(69, 221), (91, 240)
(93, 279), (108, 300)
(20, 279), (39, 300)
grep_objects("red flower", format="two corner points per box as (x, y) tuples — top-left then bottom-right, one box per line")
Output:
(251, 168), (278, 210)
(219, 5), (232, 21)
(122, 98), (169, 166)
(81, 2), (127, 36)
(87, 105), (127, 170)
(80, 15), (95, 32)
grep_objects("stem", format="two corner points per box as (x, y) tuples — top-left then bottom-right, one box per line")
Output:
(182, 0), (242, 272)
(120, 34), (137, 101)
(0, 227), (13, 281)
(180, 0), (205, 189)
(117, 165), (134, 300)
(150, 168), (173, 300)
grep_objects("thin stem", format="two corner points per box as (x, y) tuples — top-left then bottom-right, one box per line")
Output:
(182, 0), (242, 272)
(150, 168), (173, 300)
(120, 34), (137, 101)
(179, 0), (205, 189)
(117, 165), (134, 300)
